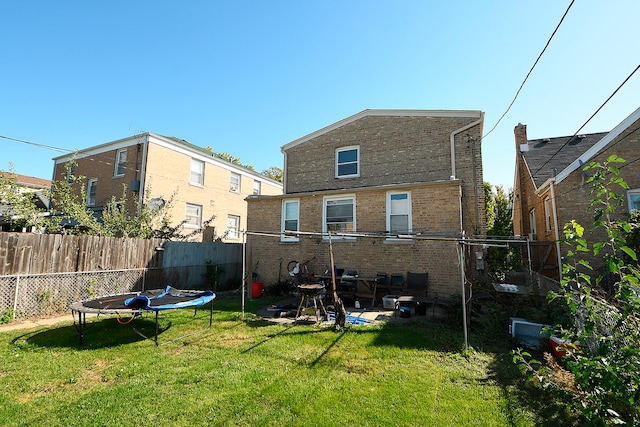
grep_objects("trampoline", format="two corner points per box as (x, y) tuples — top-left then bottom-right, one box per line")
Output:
(70, 286), (215, 345)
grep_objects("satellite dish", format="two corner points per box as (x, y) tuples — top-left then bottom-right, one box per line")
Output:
(147, 197), (166, 211)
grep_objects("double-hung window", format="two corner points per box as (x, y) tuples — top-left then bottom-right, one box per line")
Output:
(114, 149), (127, 177)
(230, 172), (241, 193)
(86, 178), (97, 206)
(281, 199), (299, 241)
(323, 195), (355, 235)
(227, 215), (240, 239)
(184, 203), (202, 227)
(387, 191), (412, 235)
(544, 197), (552, 233)
(529, 208), (537, 240)
(253, 180), (261, 195)
(627, 189), (640, 213)
(336, 146), (359, 178)
(190, 159), (205, 186)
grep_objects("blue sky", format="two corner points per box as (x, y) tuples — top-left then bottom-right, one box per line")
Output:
(2, 1), (639, 190)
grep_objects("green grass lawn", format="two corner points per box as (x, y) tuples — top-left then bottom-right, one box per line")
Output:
(0, 293), (577, 426)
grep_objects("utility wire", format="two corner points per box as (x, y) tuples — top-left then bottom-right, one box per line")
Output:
(531, 63), (640, 179)
(483, 0), (575, 139)
(0, 135), (73, 153)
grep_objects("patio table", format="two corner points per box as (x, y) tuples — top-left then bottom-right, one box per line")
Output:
(318, 275), (379, 307)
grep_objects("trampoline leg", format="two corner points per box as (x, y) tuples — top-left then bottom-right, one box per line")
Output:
(72, 310), (86, 345)
(208, 298), (213, 328)
(154, 311), (159, 346)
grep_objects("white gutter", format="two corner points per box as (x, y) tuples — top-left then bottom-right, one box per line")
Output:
(549, 180), (562, 281)
(450, 112), (484, 179)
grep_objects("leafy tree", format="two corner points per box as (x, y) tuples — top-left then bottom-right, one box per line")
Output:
(484, 183), (520, 281)
(514, 155), (640, 425)
(261, 166), (283, 183)
(0, 167), (50, 231)
(49, 161), (211, 239)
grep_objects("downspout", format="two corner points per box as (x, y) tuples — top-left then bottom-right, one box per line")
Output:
(449, 112), (484, 180)
(137, 134), (149, 215)
(550, 180), (562, 281)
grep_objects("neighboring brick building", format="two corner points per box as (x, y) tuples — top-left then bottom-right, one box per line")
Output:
(246, 109), (486, 298)
(52, 133), (282, 241)
(512, 106), (640, 281)
(0, 173), (51, 232)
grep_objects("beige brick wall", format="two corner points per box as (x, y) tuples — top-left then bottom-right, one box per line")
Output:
(284, 114), (485, 236)
(514, 116), (640, 277)
(556, 116), (640, 270)
(247, 182), (466, 297)
(53, 134), (283, 241)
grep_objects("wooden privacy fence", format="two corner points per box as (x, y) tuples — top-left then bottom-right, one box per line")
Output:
(0, 233), (243, 319)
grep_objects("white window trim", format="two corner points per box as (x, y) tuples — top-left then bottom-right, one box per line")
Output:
(86, 178), (97, 206)
(114, 149), (127, 177)
(627, 189), (640, 213)
(386, 191), (412, 238)
(322, 194), (356, 239)
(335, 146), (360, 178)
(226, 214), (240, 239)
(230, 172), (241, 193)
(529, 208), (537, 240)
(281, 199), (300, 242)
(184, 203), (202, 228)
(253, 180), (261, 195)
(190, 158), (205, 186)
(544, 197), (552, 233)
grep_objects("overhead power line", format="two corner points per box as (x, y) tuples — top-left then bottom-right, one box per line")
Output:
(531, 63), (640, 179)
(0, 135), (73, 153)
(483, 0), (575, 139)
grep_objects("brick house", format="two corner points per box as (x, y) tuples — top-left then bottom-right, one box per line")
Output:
(246, 109), (486, 298)
(512, 106), (640, 281)
(0, 173), (51, 232)
(52, 133), (282, 242)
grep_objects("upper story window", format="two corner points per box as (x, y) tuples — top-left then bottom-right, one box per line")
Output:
(184, 203), (202, 228)
(323, 195), (356, 236)
(227, 214), (240, 239)
(544, 197), (552, 233)
(627, 189), (640, 213)
(281, 199), (299, 242)
(86, 178), (97, 206)
(253, 180), (261, 195)
(230, 172), (241, 193)
(336, 146), (359, 178)
(66, 165), (76, 183)
(190, 159), (205, 186)
(387, 191), (412, 235)
(114, 149), (127, 177)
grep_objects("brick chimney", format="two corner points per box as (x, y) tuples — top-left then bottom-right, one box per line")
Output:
(514, 123), (529, 152)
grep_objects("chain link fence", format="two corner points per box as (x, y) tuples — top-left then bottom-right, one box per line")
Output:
(0, 265), (235, 320)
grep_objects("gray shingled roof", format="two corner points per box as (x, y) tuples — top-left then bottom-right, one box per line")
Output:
(523, 132), (608, 187)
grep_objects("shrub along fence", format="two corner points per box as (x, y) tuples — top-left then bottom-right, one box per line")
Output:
(0, 233), (243, 320)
